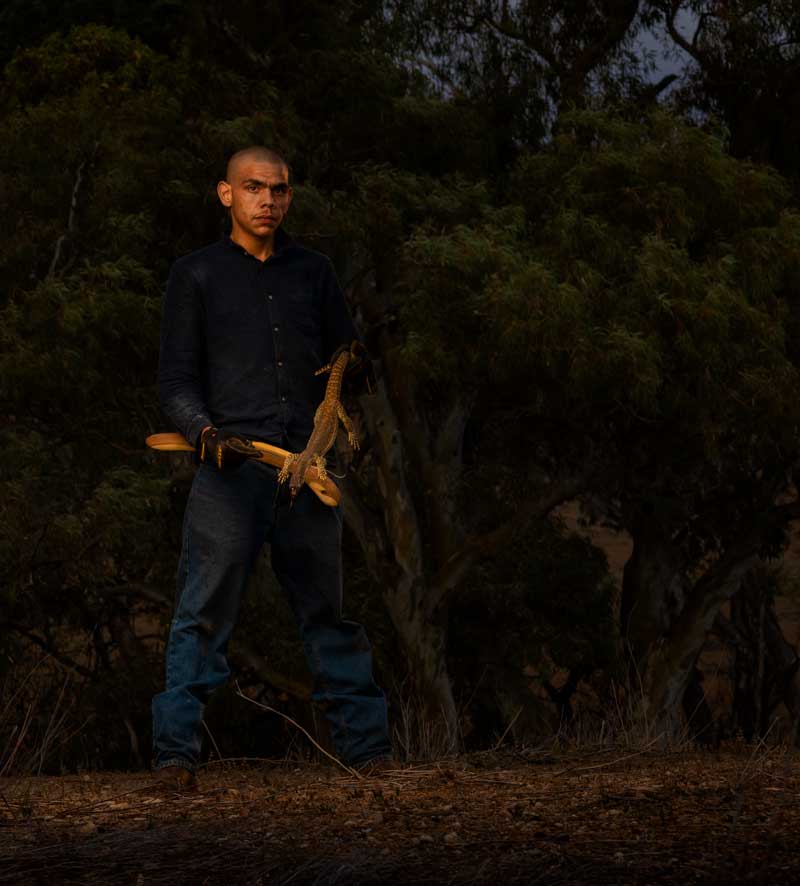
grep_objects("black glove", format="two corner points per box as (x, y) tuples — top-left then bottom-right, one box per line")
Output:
(197, 427), (260, 471)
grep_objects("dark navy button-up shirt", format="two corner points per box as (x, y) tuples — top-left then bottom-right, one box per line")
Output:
(158, 228), (358, 451)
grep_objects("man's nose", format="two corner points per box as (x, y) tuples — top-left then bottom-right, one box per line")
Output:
(260, 188), (276, 207)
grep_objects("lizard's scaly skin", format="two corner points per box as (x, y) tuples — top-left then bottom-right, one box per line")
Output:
(278, 343), (360, 497)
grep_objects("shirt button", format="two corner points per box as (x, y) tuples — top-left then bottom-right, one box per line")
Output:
(281, 395), (287, 402)
(267, 294), (273, 300)
(273, 325), (279, 332)
(277, 361), (283, 367)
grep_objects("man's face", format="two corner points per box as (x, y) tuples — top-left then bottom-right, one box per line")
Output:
(217, 160), (293, 242)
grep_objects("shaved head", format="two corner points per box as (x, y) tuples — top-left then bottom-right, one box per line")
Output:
(226, 146), (289, 182)
(217, 146), (293, 259)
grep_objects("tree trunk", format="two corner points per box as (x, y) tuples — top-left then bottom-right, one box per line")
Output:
(725, 565), (800, 742)
(383, 582), (458, 747)
(620, 519), (759, 737)
(620, 525), (687, 666)
(340, 372), (461, 744)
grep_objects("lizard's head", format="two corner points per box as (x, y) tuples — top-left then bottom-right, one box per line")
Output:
(327, 340), (363, 366)
(349, 340), (367, 361)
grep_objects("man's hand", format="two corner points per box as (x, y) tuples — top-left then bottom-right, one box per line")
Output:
(198, 427), (260, 471)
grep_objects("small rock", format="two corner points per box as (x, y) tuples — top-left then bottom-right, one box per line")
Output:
(443, 832), (459, 845)
(77, 821), (97, 836)
(419, 834), (434, 844)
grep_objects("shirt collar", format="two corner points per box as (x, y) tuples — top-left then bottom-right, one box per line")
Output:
(225, 226), (294, 260)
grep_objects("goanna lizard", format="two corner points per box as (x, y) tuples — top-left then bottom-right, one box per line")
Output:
(277, 340), (361, 498)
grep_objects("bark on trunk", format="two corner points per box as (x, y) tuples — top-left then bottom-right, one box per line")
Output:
(383, 584), (458, 746)
(621, 519), (759, 737)
(341, 362), (592, 746)
(726, 566), (800, 742)
(340, 371), (461, 742)
(620, 526), (687, 666)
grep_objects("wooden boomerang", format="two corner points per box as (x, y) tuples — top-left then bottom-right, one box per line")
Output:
(145, 433), (341, 507)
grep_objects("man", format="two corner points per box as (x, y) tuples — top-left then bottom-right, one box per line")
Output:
(152, 146), (392, 789)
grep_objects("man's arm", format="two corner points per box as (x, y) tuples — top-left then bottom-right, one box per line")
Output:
(157, 262), (213, 448)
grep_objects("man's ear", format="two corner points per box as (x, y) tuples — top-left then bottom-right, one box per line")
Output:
(217, 180), (232, 207)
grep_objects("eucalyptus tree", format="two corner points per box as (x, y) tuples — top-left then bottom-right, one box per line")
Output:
(339, 109), (800, 736)
(385, 0), (675, 154)
(0, 24), (302, 766)
(497, 111), (800, 731)
(652, 0), (800, 185)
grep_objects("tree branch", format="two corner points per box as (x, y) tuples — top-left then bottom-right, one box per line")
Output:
(665, 0), (704, 64)
(426, 465), (594, 617)
(2, 622), (93, 679)
(568, 0), (641, 84)
(427, 392), (475, 566)
(360, 361), (426, 586)
(712, 611), (748, 649)
(672, 537), (761, 646)
(634, 72), (678, 106)
(47, 144), (97, 278)
(477, 12), (560, 72)
(99, 583), (312, 701)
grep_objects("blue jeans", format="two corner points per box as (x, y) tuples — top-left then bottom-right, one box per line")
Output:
(151, 460), (391, 771)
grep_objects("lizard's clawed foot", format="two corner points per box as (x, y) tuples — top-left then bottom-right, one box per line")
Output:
(278, 454), (297, 485)
(312, 455), (328, 482)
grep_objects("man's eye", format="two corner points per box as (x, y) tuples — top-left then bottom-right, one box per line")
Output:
(247, 185), (258, 192)
(273, 185), (288, 195)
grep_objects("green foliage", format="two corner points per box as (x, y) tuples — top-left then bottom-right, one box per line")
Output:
(1, 14), (467, 769)
(507, 111), (800, 470)
(351, 107), (800, 612)
(4, 4), (800, 766)
(668, 0), (800, 187)
(0, 23), (286, 770)
(388, 109), (800, 468)
(453, 520), (617, 676)
(449, 519), (617, 744)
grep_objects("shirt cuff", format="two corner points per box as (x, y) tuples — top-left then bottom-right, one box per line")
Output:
(187, 416), (214, 449)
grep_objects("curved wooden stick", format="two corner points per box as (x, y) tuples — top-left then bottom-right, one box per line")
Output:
(145, 433), (341, 507)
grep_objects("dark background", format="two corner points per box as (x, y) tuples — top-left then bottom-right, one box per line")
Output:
(3, 0), (800, 774)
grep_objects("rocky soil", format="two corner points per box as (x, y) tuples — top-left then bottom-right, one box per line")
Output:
(2, 746), (799, 885)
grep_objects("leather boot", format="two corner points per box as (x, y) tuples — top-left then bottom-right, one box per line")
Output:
(152, 765), (198, 792)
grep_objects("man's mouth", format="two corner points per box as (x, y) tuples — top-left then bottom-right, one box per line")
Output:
(254, 215), (277, 222)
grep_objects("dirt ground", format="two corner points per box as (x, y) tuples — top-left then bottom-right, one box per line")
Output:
(2, 746), (800, 886)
